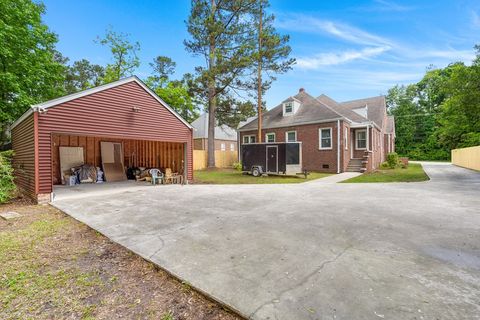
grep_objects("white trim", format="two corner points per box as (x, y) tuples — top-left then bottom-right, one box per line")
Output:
(355, 129), (367, 150)
(344, 127), (348, 150)
(337, 120), (340, 173)
(11, 76), (193, 130)
(220, 143), (226, 151)
(265, 132), (276, 143)
(243, 135), (256, 144)
(283, 102), (294, 116)
(285, 130), (297, 142)
(319, 127), (333, 150)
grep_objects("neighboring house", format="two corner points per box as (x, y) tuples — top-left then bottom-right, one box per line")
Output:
(238, 88), (395, 173)
(10, 76), (193, 203)
(192, 113), (238, 152)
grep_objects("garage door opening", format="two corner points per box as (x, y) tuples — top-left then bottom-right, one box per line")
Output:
(51, 133), (186, 188)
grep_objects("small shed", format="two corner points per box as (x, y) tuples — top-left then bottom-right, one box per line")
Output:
(10, 76), (193, 203)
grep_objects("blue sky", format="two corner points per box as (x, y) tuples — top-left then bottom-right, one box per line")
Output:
(42, 0), (480, 107)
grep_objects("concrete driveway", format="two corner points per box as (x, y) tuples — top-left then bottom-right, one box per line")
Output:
(52, 163), (480, 320)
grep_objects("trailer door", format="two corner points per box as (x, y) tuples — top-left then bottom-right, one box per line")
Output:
(266, 145), (278, 173)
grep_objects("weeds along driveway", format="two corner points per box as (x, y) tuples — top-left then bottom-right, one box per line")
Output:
(52, 163), (480, 320)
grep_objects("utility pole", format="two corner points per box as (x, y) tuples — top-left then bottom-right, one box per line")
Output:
(257, 1), (263, 143)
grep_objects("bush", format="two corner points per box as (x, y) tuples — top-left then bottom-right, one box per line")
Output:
(232, 161), (242, 171)
(386, 152), (399, 169)
(0, 150), (16, 203)
(380, 161), (390, 169)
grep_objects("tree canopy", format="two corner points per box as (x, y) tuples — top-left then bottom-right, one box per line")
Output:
(387, 46), (480, 160)
(185, 0), (258, 166)
(0, 0), (66, 145)
(96, 28), (140, 83)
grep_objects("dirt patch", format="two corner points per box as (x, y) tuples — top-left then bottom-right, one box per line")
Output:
(0, 204), (242, 320)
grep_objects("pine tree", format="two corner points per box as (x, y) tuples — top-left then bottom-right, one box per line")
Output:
(252, 0), (295, 141)
(185, 0), (257, 167)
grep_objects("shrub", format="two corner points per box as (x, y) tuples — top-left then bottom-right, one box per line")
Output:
(232, 161), (242, 171)
(380, 161), (390, 169)
(0, 150), (16, 203)
(386, 152), (399, 169)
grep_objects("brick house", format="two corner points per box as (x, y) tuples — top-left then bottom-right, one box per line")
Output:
(238, 88), (395, 173)
(192, 113), (237, 152)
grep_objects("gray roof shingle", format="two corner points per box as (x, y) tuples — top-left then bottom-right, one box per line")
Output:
(239, 91), (343, 131)
(317, 94), (369, 123)
(238, 90), (389, 131)
(192, 113), (237, 141)
(339, 96), (387, 128)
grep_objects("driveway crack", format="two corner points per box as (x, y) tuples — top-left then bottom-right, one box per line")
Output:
(248, 245), (352, 319)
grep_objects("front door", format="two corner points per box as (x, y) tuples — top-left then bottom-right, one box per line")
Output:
(266, 146), (278, 173)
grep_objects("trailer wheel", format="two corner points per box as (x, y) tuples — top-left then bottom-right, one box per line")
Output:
(252, 167), (261, 177)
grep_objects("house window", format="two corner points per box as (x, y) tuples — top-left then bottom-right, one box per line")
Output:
(230, 143), (235, 151)
(286, 131), (297, 142)
(265, 133), (275, 143)
(356, 130), (367, 149)
(284, 102), (293, 114)
(344, 127), (348, 150)
(220, 143), (226, 151)
(243, 135), (256, 144)
(319, 128), (332, 150)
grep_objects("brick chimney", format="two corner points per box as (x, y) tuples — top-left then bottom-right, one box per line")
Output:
(299, 88), (305, 93)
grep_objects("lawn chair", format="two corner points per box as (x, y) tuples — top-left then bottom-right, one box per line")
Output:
(164, 168), (174, 184)
(149, 168), (164, 185)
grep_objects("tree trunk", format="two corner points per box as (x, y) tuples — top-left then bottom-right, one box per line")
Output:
(257, 3), (263, 143)
(207, 0), (216, 168)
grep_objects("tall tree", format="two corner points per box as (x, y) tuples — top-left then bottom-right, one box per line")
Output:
(185, 0), (257, 167)
(437, 52), (480, 149)
(387, 46), (480, 160)
(154, 81), (199, 123)
(149, 56), (176, 88)
(0, 0), (66, 146)
(145, 57), (200, 123)
(96, 28), (140, 83)
(216, 97), (256, 129)
(64, 59), (105, 94)
(252, 0), (294, 142)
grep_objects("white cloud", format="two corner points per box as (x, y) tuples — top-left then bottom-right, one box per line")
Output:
(413, 48), (476, 62)
(276, 15), (392, 46)
(296, 46), (391, 69)
(371, 0), (415, 12)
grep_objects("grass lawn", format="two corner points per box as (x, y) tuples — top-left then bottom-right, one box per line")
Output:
(342, 163), (429, 183)
(193, 168), (331, 184)
(0, 203), (240, 320)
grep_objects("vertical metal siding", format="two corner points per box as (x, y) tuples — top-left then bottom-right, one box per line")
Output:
(11, 114), (36, 198)
(37, 81), (193, 194)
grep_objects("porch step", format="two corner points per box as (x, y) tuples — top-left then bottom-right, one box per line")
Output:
(347, 158), (364, 172)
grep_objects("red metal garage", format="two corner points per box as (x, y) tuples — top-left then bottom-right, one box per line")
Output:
(10, 76), (193, 203)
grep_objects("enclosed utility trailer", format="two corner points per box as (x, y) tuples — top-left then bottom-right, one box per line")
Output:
(241, 142), (303, 177)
